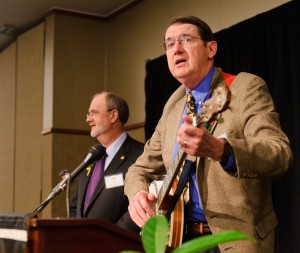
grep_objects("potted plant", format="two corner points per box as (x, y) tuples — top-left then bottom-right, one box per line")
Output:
(121, 215), (253, 253)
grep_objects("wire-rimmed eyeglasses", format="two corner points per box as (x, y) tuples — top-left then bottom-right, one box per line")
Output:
(162, 34), (203, 52)
(86, 110), (112, 119)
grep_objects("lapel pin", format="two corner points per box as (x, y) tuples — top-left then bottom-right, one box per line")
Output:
(120, 155), (125, 160)
(86, 166), (91, 176)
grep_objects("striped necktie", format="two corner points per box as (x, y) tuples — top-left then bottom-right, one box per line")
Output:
(84, 157), (105, 214)
(187, 91), (195, 117)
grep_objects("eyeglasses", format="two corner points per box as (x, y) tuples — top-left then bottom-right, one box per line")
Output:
(162, 34), (203, 52)
(86, 110), (112, 118)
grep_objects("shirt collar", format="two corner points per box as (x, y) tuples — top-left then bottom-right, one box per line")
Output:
(185, 67), (215, 113)
(103, 131), (127, 169)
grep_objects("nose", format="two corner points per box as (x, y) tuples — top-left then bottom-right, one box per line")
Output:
(86, 114), (92, 122)
(173, 40), (184, 52)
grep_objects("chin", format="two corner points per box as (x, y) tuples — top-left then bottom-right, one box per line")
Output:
(90, 131), (99, 138)
(173, 71), (188, 81)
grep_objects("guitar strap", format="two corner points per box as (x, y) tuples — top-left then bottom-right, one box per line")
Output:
(165, 159), (194, 220)
(165, 70), (235, 220)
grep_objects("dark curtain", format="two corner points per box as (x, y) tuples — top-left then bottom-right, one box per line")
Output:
(144, 55), (181, 141)
(144, 1), (300, 252)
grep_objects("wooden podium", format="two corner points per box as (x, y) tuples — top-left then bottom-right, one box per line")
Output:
(27, 218), (145, 253)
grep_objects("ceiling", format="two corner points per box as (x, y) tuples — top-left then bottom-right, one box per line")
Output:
(0, 0), (142, 52)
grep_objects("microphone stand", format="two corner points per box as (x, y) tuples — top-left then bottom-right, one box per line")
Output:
(65, 171), (71, 218)
(31, 171), (71, 218)
(31, 144), (106, 218)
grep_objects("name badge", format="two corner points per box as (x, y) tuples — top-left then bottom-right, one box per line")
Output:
(104, 173), (124, 189)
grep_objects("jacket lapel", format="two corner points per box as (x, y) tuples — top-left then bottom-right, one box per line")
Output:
(164, 87), (186, 169)
(77, 163), (94, 209)
(85, 136), (131, 210)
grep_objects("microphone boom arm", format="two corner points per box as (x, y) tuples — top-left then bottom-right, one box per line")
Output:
(31, 144), (106, 217)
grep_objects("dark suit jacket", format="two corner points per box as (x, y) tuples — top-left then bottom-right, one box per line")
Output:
(70, 135), (144, 233)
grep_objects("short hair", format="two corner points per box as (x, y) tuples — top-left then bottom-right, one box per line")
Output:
(167, 16), (215, 45)
(93, 92), (129, 125)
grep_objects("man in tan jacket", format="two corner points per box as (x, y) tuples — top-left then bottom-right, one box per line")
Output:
(124, 16), (293, 252)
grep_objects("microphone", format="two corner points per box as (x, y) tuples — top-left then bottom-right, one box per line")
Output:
(31, 144), (106, 216)
(70, 144), (106, 180)
(51, 144), (106, 195)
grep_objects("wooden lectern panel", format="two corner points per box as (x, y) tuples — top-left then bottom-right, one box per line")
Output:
(27, 218), (145, 253)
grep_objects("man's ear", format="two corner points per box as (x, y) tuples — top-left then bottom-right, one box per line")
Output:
(207, 41), (217, 59)
(110, 109), (119, 123)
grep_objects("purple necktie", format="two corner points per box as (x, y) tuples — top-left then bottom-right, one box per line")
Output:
(84, 157), (105, 213)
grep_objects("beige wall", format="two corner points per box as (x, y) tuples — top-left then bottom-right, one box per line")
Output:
(44, 14), (107, 130)
(0, 42), (16, 211)
(14, 23), (45, 212)
(0, 0), (290, 217)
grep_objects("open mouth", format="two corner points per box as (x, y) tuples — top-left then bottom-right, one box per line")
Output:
(175, 59), (186, 65)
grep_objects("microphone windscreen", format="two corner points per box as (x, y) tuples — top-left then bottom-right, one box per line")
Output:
(84, 144), (106, 164)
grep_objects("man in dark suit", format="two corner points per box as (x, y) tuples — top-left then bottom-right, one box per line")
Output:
(70, 91), (144, 233)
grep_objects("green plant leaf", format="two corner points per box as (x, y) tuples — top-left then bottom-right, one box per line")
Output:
(141, 215), (169, 253)
(172, 230), (254, 253)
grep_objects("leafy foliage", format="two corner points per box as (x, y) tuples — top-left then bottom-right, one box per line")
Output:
(121, 215), (253, 253)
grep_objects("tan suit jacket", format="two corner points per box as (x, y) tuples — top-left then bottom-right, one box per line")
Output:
(125, 67), (293, 252)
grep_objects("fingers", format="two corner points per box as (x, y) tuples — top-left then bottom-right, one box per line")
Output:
(177, 122), (208, 156)
(182, 115), (193, 124)
(177, 123), (201, 150)
(147, 193), (157, 216)
(128, 190), (156, 227)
